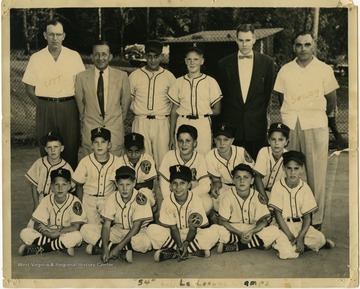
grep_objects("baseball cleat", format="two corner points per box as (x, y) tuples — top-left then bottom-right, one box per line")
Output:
(190, 249), (210, 258)
(323, 239), (335, 249)
(217, 242), (239, 254)
(118, 250), (133, 263)
(154, 248), (177, 262)
(18, 244), (44, 256)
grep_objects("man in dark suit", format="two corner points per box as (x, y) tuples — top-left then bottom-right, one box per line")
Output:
(218, 24), (275, 160)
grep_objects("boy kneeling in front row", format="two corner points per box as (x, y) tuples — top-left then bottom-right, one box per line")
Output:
(80, 166), (153, 263)
(19, 168), (87, 257)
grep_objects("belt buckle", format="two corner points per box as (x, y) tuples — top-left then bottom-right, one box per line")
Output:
(147, 115), (156, 119)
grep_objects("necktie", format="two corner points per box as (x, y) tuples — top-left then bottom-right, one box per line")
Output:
(239, 55), (252, 59)
(97, 71), (104, 118)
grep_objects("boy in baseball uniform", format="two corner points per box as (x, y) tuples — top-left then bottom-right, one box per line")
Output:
(269, 151), (335, 258)
(73, 127), (121, 224)
(117, 132), (157, 213)
(205, 123), (255, 214)
(25, 131), (74, 211)
(253, 122), (290, 204)
(129, 40), (176, 168)
(168, 43), (222, 156)
(215, 164), (296, 259)
(147, 165), (219, 262)
(19, 168), (86, 257)
(159, 124), (212, 213)
(80, 166), (153, 264)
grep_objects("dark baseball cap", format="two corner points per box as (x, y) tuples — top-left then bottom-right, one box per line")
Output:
(124, 132), (145, 150)
(169, 165), (192, 183)
(91, 127), (111, 142)
(232, 163), (254, 176)
(283, 150), (305, 166)
(213, 123), (235, 138)
(115, 166), (136, 180)
(145, 40), (163, 55)
(176, 124), (198, 140)
(185, 42), (205, 55)
(268, 122), (290, 138)
(51, 168), (71, 182)
(40, 131), (63, 146)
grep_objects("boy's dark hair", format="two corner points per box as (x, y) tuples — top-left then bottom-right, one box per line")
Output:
(231, 163), (254, 177)
(176, 125), (198, 141)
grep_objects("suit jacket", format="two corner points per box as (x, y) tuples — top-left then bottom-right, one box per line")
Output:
(218, 51), (275, 142)
(75, 66), (131, 155)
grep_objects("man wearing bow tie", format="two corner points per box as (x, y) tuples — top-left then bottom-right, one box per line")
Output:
(218, 24), (275, 160)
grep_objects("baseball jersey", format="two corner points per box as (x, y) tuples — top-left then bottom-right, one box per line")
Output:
(219, 187), (270, 224)
(101, 190), (153, 230)
(129, 67), (176, 115)
(72, 153), (121, 197)
(253, 147), (287, 192)
(274, 57), (339, 130)
(22, 46), (85, 97)
(159, 150), (210, 196)
(268, 178), (318, 219)
(115, 153), (157, 184)
(26, 157), (75, 198)
(160, 191), (208, 229)
(167, 74), (222, 116)
(205, 145), (255, 184)
(31, 193), (87, 228)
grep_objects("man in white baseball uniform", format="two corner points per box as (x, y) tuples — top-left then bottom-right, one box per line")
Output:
(274, 31), (339, 230)
(129, 40), (176, 168)
(19, 168), (86, 257)
(80, 166), (153, 264)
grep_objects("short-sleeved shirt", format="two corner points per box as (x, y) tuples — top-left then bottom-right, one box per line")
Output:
(205, 145), (255, 184)
(115, 153), (157, 184)
(253, 147), (287, 192)
(31, 194), (87, 228)
(22, 46), (85, 97)
(72, 153), (121, 197)
(25, 157), (74, 197)
(101, 190), (153, 230)
(219, 187), (270, 224)
(268, 178), (318, 219)
(160, 191), (208, 229)
(129, 67), (176, 116)
(274, 57), (339, 130)
(167, 74), (222, 116)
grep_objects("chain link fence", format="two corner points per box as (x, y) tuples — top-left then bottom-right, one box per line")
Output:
(10, 8), (348, 149)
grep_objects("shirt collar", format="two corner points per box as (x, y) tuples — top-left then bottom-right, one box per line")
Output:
(95, 66), (109, 75)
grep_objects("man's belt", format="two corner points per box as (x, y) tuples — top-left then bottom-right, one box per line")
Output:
(286, 217), (302, 223)
(180, 114), (210, 119)
(38, 96), (75, 102)
(136, 115), (169, 119)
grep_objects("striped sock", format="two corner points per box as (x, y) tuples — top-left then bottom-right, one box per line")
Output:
(187, 239), (201, 254)
(41, 238), (65, 252)
(238, 234), (264, 250)
(229, 233), (239, 244)
(161, 237), (176, 250)
(32, 236), (52, 246)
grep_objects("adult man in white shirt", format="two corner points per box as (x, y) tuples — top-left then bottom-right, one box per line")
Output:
(22, 19), (85, 169)
(274, 31), (339, 230)
(75, 40), (131, 157)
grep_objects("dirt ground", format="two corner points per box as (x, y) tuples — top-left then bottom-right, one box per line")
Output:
(5, 146), (353, 287)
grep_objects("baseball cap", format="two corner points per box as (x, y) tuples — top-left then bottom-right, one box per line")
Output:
(176, 124), (198, 140)
(213, 123), (235, 138)
(115, 166), (136, 180)
(232, 163), (254, 176)
(40, 131), (63, 146)
(283, 150), (305, 166)
(169, 165), (192, 182)
(268, 122), (290, 138)
(185, 42), (205, 55)
(124, 132), (145, 150)
(145, 40), (163, 55)
(51, 168), (71, 182)
(91, 127), (111, 142)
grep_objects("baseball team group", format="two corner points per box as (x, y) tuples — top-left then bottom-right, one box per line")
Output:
(17, 19), (339, 263)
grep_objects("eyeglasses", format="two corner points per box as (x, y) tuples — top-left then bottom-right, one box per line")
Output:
(47, 33), (64, 38)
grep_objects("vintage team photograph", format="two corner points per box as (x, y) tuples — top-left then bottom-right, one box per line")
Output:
(3, 0), (358, 287)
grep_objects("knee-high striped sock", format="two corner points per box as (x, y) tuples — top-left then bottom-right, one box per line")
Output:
(229, 233), (239, 244)
(238, 234), (264, 250)
(187, 239), (201, 254)
(161, 237), (176, 250)
(32, 236), (52, 246)
(123, 243), (132, 251)
(41, 238), (65, 252)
